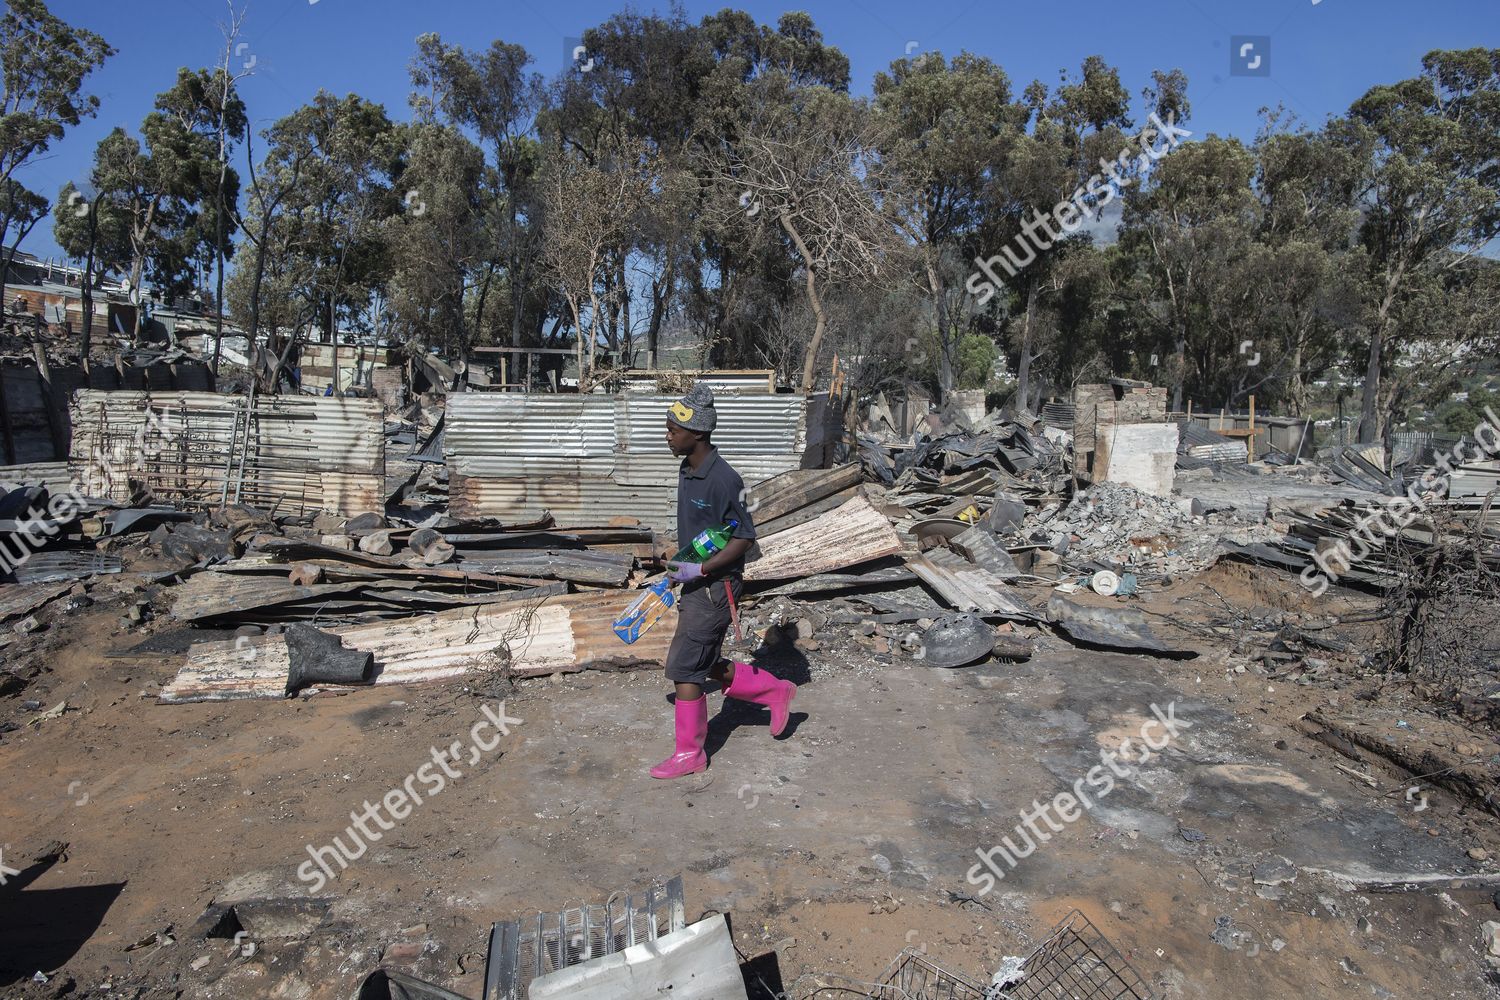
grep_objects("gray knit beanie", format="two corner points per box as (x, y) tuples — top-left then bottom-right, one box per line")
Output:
(668, 382), (717, 433)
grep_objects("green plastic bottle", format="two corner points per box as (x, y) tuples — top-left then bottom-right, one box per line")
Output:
(671, 519), (739, 563)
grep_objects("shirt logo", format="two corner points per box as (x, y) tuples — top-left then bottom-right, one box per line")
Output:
(691, 499), (710, 509)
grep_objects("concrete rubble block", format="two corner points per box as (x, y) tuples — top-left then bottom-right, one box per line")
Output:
(1094, 422), (1180, 497)
(319, 535), (355, 552)
(287, 563), (324, 587)
(1484, 921), (1500, 958)
(311, 512), (345, 534)
(415, 541), (456, 566)
(407, 526), (447, 556)
(190, 870), (335, 945)
(357, 530), (395, 556)
(344, 512), (386, 533)
(1252, 857), (1298, 886)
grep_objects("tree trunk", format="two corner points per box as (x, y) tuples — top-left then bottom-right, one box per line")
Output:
(569, 296), (585, 393)
(212, 176), (226, 376)
(618, 254), (630, 363)
(1170, 330), (1187, 412)
(1016, 281), (1037, 407)
(586, 289), (602, 381)
(473, 262), (495, 348)
(0, 213), (41, 337)
(1358, 309), (1392, 444)
(647, 257), (672, 367)
(923, 257), (951, 397)
(81, 208), (101, 376)
(248, 234), (271, 390)
(1289, 336), (1305, 416)
(1359, 262), (1405, 444)
(781, 216), (827, 394)
(508, 173), (523, 349)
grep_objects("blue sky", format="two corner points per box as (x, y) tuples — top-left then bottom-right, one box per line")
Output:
(18, 0), (1500, 261)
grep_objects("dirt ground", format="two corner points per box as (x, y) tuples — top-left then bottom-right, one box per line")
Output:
(3, 560), (1499, 999)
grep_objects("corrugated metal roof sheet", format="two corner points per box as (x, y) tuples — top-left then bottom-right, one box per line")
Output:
(161, 588), (671, 702)
(69, 390), (384, 517)
(1451, 461), (1500, 499)
(905, 549), (1037, 619)
(1041, 401), (1075, 430)
(445, 392), (813, 529)
(743, 495), (904, 580)
(1177, 420), (1249, 466)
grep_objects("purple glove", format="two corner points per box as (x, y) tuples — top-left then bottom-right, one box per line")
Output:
(666, 561), (704, 584)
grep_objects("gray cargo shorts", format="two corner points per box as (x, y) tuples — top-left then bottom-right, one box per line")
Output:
(664, 576), (743, 684)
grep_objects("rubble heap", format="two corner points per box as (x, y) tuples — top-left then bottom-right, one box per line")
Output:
(1034, 481), (1271, 580)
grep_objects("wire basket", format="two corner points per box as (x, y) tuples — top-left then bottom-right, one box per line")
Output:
(879, 949), (992, 999)
(790, 908), (1153, 1000)
(1001, 910), (1153, 1000)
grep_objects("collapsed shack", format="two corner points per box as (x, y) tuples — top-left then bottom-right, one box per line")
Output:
(3, 375), (1493, 712)
(10, 368), (1500, 998)
(1381, 505), (1500, 725)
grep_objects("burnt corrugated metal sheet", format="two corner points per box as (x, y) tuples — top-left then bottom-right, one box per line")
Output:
(1451, 461), (1500, 499)
(446, 392), (812, 529)
(161, 588), (670, 702)
(743, 495), (904, 581)
(1177, 421), (1249, 467)
(69, 390), (384, 517)
(905, 549), (1036, 619)
(1041, 401), (1075, 430)
(0, 462), (73, 493)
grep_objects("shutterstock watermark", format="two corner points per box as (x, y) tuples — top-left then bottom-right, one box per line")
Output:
(0, 406), (176, 576)
(965, 113), (1193, 306)
(964, 701), (1191, 896)
(1299, 407), (1500, 597)
(297, 700), (522, 894)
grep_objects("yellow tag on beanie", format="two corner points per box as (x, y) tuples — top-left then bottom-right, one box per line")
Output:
(670, 401), (694, 423)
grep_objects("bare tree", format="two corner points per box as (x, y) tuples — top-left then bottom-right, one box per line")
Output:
(209, 1), (254, 375)
(715, 85), (909, 392)
(536, 136), (655, 389)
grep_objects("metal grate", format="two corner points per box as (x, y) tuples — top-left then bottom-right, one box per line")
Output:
(878, 949), (991, 999)
(482, 875), (685, 1000)
(1002, 910), (1153, 1000)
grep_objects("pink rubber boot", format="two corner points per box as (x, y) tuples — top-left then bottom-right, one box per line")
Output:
(650, 695), (708, 779)
(724, 662), (797, 737)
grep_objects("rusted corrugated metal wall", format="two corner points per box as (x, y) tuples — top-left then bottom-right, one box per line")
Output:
(69, 390), (384, 516)
(445, 392), (818, 529)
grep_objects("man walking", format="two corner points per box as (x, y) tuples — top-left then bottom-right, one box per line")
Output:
(651, 382), (798, 779)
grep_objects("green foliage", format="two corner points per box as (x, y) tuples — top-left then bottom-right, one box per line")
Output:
(0, 0), (113, 181)
(0, 0), (112, 289)
(913, 327), (995, 391)
(1439, 389), (1500, 434)
(23, 6), (1495, 437)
